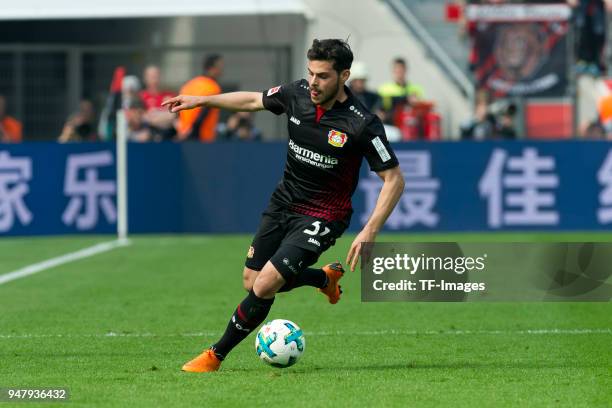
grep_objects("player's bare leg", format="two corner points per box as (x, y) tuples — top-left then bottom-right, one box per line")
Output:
(181, 262), (284, 373)
(252, 263), (286, 298)
(242, 267), (258, 291)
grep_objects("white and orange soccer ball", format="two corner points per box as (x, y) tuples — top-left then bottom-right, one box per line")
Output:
(255, 319), (305, 368)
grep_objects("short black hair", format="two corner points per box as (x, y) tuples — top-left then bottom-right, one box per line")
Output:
(393, 57), (407, 67)
(307, 39), (353, 73)
(203, 54), (223, 72)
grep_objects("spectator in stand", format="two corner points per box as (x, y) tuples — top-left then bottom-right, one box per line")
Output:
(125, 99), (152, 142)
(176, 54), (224, 142)
(140, 65), (175, 111)
(495, 103), (517, 140)
(0, 95), (22, 143)
(122, 75), (142, 109)
(460, 89), (496, 140)
(582, 87), (612, 138)
(461, 89), (517, 140)
(145, 98), (177, 141)
(217, 112), (262, 141)
(139, 65), (177, 140)
(569, 0), (612, 77)
(378, 57), (425, 123)
(58, 99), (97, 142)
(348, 62), (384, 120)
(460, 100), (496, 140)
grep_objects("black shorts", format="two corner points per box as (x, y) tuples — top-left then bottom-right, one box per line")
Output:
(245, 201), (348, 280)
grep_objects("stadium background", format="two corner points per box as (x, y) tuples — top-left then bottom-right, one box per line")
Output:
(1, 1), (611, 407)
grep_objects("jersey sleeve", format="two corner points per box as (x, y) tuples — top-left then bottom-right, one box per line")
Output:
(358, 116), (399, 172)
(261, 81), (299, 115)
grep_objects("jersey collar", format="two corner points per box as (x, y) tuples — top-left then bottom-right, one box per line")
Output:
(332, 85), (354, 109)
(316, 85), (355, 111)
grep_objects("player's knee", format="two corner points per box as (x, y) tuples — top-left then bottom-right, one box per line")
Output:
(253, 262), (285, 299)
(242, 267), (257, 291)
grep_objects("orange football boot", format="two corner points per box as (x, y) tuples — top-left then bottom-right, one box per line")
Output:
(318, 262), (345, 304)
(181, 349), (221, 373)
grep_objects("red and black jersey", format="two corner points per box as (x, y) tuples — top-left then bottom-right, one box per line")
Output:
(262, 79), (399, 223)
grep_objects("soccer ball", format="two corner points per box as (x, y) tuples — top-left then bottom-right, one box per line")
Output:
(255, 319), (305, 368)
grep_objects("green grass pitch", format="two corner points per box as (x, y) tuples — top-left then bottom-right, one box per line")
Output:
(0, 234), (610, 407)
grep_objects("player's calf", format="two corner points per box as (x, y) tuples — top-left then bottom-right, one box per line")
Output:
(184, 275), (280, 372)
(242, 267), (258, 291)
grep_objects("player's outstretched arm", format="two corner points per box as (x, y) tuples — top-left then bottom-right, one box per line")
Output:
(346, 165), (405, 272)
(162, 92), (265, 113)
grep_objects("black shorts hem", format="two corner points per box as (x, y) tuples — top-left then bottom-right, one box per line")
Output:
(245, 258), (265, 272)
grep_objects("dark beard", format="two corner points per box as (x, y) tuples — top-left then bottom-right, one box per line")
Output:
(318, 79), (341, 107)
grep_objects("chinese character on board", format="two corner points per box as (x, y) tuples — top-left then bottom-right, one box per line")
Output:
(597, 149), (612, 224)
(62, 151), (116, 230)
(0, 151), (33, 232)
(360, 151), (439, 229)
(479, 148), (559, 228)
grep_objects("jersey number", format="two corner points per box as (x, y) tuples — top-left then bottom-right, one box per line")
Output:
(303, 221), (330, 236)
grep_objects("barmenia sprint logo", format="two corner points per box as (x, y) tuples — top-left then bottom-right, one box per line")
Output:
(289, 139), (338, 169)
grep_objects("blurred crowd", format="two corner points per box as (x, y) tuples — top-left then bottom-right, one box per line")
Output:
(57, 54), (264, 144)
(1, 0), (611, 143)
(0, 54), (262, 145)
(1, 53), (440, 144)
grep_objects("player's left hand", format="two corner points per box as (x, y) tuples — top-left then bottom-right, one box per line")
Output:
(346, 228), (377, 272)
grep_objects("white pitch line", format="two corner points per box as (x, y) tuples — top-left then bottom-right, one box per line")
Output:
(0, 238), (131, 286)
(0, 328), (610, 339)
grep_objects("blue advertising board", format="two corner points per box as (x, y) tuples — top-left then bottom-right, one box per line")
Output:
(1, 141), (611, 236)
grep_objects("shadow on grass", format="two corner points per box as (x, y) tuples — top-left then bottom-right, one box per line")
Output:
(222, 359), (608, 373)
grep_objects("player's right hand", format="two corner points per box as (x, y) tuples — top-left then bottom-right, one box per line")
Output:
(161, 95), (203, 113)
(346, 228), (377, 272)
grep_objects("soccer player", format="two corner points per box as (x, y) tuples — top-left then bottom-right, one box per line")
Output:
(162, 39), (405, 372)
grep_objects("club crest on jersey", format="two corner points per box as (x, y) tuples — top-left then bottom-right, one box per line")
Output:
(267, 86), (281, 96)
(327, 130), (348, 147)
